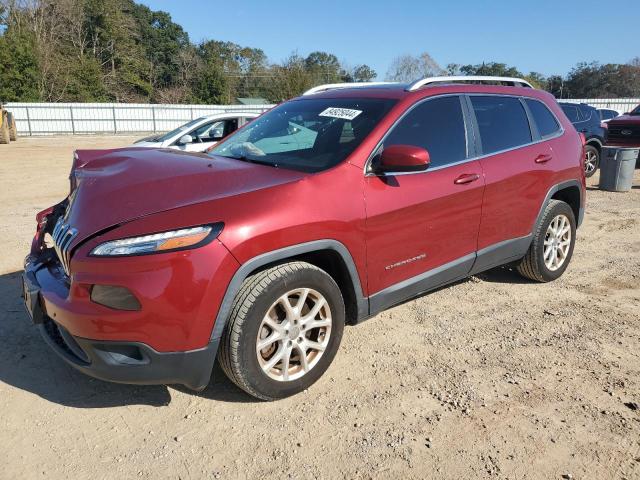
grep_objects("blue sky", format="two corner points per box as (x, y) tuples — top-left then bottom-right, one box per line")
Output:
(139, 0), (639, 79)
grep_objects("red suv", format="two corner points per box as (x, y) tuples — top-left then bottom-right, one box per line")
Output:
(23, 76), (586, 400)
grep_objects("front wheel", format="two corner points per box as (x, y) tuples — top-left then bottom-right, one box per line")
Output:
(517, 200), (576, 282)
(584, 145), (599, 178)
(0, 116), (9, 144)
(218, 261), (345, 400)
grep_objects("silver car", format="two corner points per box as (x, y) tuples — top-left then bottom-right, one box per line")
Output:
(132, 112), (260, 152)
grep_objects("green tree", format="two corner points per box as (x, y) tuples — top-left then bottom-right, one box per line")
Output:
(0, 29), (41, 101)
(351, 64), (377, 82)
(131, 3), (190, 96)
(459, 62), (522, 77)
(305, 51), (341, 84)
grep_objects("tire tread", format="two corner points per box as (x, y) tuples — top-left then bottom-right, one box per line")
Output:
(218, 261), (326, 401)
(517, 199), (573, 282)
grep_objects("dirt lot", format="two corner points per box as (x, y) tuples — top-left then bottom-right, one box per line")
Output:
(0, 136), (639, 480)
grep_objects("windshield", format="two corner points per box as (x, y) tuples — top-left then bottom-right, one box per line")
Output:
(209, 98), (397, 173)
(157, 117), (207, 142)
(631, 105), (640, 116)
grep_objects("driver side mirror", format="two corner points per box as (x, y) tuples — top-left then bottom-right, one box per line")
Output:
(178, 134), (193, 145)
(376, 145), (430, 173)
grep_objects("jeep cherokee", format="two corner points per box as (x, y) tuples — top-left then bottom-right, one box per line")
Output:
(22, 76), (586, 400)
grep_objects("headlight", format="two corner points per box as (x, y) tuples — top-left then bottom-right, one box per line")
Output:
(90, 224), (222, 257)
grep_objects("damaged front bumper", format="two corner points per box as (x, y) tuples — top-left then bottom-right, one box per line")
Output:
(22, 254), (217, 391)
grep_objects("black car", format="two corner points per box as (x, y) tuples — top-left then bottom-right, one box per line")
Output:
(559, 102), (607, 177)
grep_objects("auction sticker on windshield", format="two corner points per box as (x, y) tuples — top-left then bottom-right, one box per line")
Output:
(319, 107), (362, 121)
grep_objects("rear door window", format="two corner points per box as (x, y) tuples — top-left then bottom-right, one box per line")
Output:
(561, 104), (582, 123)
(525, 99), (561, 138)
(470, 96), (532, 155)
(578, 104), (593, 121)
(382, 95), (467, 168)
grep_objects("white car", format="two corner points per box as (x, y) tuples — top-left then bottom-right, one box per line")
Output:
(132, 112), (260, 152)
(597, 108), (621, 123)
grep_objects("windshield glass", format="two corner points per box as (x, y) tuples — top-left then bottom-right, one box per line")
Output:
(157, 117), (207, 142)
(631, 105), (640, 116)
(209, 98), (397, 173)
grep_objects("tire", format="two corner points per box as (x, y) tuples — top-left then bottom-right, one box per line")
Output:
(517, 200), (576, 282)
(8, 112), (17, 141)
(0, 115), (9, 144)
(218, 261), (345, 401)
(584, 145), (599, 178)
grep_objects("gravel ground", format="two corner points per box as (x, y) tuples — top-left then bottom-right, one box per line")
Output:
(0, 136), (639, 480)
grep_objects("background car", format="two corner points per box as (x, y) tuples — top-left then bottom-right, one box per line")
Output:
(605, 104), (640, 167)
(597, 108), (621, 123)
(559, 102), (607, 177)
(132, 112), (259, 152)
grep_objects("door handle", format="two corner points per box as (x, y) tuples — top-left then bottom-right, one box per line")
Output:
(534, 154), (552, 164)
(454, 173), (480, 185)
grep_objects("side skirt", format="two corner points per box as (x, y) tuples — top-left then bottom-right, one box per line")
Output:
(368, 253), (476, 315)
(365, 235), (532, 319)
(469, 235), (532, 276)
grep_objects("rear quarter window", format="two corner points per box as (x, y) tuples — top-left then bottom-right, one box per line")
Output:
(525, 99), (561, 138)
(470, 96), (532, 155)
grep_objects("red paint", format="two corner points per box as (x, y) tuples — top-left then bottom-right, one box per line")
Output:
(30, 83), (585, 353)
(605, 107), (640, 147)
(379, 144), (430, 170)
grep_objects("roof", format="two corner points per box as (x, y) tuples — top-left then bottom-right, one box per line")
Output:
(297, 77), (542, 102)
(298, 84), (548, 102)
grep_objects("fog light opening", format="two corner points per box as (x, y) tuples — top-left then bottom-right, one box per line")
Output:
(90, 285), (141, 311)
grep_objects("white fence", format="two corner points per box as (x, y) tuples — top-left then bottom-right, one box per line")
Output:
(559, 98), (639, 113)
(4, 102), (274, 136)
(4, 98), (639, 136)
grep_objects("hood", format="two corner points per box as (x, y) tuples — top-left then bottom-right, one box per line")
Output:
(66, 148), (306, 240)
(608, 114), (640, 126)
(127, 141), (163, 148)
(134, 133), (163, 143)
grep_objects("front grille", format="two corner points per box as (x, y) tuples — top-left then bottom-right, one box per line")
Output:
(52, 216), (79, 276)
(607, 124), (640, 143)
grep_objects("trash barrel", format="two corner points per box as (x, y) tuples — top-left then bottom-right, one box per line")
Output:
(599, 147), (638, 192)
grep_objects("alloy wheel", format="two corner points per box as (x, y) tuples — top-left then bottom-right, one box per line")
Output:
(584, 150), (597, 175)
(543, 214), (571, 271)
(256, 288), (332, 381)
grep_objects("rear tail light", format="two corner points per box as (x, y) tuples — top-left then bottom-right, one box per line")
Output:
(578, 133), (587, 178)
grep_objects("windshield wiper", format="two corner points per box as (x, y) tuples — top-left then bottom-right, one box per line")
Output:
(224, 155), (278, 168)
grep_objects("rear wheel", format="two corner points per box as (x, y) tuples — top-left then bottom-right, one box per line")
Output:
(584, 145), (599, 178)
(517, 200), (576, 282)
(218, 261), (345, 400)
(0, 115), (10, 144)
(8, 112), (17, 141)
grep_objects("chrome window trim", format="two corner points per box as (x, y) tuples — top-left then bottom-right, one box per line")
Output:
(364, 93), (565, 178)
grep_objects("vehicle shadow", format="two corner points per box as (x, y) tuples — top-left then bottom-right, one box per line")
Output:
(474, 265), (536, 285)
(0, 271), (254, 407)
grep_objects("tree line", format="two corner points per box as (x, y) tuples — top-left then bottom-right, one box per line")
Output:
(1, 0), (638, 104)
(0, 0), (376, 103)
(388, 53), (640, 98)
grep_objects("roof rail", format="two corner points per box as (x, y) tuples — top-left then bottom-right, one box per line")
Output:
(303, 82), (398, 96)
(406, 76), (533, 91)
